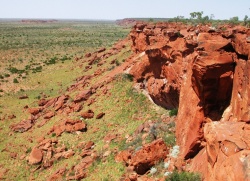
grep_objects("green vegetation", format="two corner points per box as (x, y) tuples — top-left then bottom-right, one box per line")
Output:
(169, 108), (178, 117)
(0, 20), (131, 180)
(0, 20), (129, 93)
(166, 171), (201, 181)
(13, 78), (19, 83)
(134, 11), (250, 27)
(0, 20), (171, 180)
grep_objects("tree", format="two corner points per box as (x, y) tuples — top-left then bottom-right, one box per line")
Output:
(244, 15), (250, 26)
(229, 16), (239, 25)
(190, 11), (203, 19)
(196, 11), (203, 20)
(190, 11), (207, 24)
(201, 15), (209, 24)
(190, 12), (196, 19)
(210, 14), (215, 20)
(244, 15), (249, 25)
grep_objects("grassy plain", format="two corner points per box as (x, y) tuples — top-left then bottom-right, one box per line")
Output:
(0, 20), (171, 180)
(0, 20), (128, 93)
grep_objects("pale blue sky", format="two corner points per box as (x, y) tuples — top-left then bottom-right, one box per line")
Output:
(0, 0), (250, 20)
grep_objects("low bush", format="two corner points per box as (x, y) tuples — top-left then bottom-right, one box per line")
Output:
(13, 78), (19, 83)
(169, 109), (178, 117)
(166, 170), (201, 181)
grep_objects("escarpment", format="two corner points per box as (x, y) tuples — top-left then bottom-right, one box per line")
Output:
(129, 22), (250, 180)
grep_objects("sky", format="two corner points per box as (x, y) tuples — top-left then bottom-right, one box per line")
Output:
(0, 0), (250, 20)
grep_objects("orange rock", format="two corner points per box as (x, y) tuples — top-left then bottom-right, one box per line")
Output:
(192, 51), (234, 117)
(29, 147), (43, 165)
(115, 150), (132, 163)
(96, 112), (105, 119)
(74, 89), (92, 103)
(43, 111), (55, 119)
(229, 59), (250, 122)
(196, 33), (230, 52)
(47, 167), (66, 181)
(48, 119), (87, 136)
(80, 109), (94, 119)
(10, 119), (33, 133)
(130, 139), (168, 174)
(28, 108), (41, 115)
(232, 33), (250, 58)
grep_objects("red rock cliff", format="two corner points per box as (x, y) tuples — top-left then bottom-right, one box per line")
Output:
(129, 22), (250, 180)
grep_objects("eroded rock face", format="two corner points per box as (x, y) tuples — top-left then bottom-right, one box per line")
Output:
(229, 59), (250, 122)
(129, 23), (190, 109)
(116, 139), (168, 175)
(131, 139), (168, 174)
(129, 22), (250, 180)
(192, 51), (235, 118)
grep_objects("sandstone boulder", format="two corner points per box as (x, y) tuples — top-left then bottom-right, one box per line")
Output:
(10, 119), (33, 133)
(29, 147), (43, 165)
(81, 109), (94, 119)
(74, 89), (92, 103)
(130, 139), (168, 174)
(28, 108), (41, 115)
(96, 112), (105, 119)
(48, 119), (87, 136)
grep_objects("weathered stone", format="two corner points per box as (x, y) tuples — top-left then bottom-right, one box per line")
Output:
(232, 33), (250, 58)
(29, 147), (43, 165)
(197, 33), (230, 51)
(96, 112), (105, 119)
(115, 150), (132, 163)
(47, 167), (66, 181)
(48, 119), (87, 136)
(81, 109), (94, 119)
(130, 139), (168, 174)
(43, 111), (55, 119)
(19, 95), (28, 99)
(28, 108), (41, 115)
(10, 119), (33, 133)
(74, 89), (92, 103)
(192, 52), (234, 117)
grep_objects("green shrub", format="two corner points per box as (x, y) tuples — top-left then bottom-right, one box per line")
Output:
(107, 65), (115, 71)
(13, 78), (19, 83)
(8, 67), (25, 74)
(35, 95), (41, 99)
(164, 133), (176, 147)
(121, 73), (134, 82)
(169, 109), (178, 117)
(115, 60), (120, 66)
(26, 147), (32, 153)
(166, 171), (201, 181)
(45, 57), (57, 65)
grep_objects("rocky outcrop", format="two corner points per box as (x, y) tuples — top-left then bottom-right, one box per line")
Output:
(116, 138), (168, 175)
(10, 119), (33, 132)
(48, 119), (87, 136)
(129, 22), (250, 180)
(129, 23), (188, 109)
